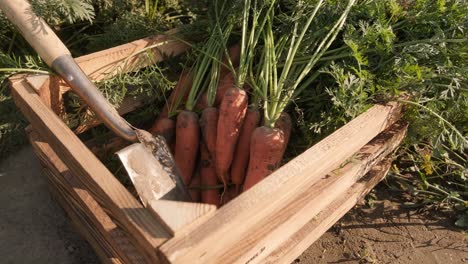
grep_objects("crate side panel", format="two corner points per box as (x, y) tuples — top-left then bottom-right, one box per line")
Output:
(160, 102), (403, 263)
(264, 158), (393, 263)
(10, 78), (169, 260)
(217, 122), (407, 264)
(28, 130), (151, 263)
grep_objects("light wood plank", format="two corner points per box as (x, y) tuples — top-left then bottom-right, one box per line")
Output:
(75, 29), (188, 82)
(10, 78), (169, 261)
(28, 130), (149, 263)
(159, 103), (404, 263)
(264, 159), (393, 263)
(31, 75), (65, 116)
(219, 121), (407, 264)
(24, 74), (49, 92)
(148, 200), (217, 236)
(43, 170), (124, 264)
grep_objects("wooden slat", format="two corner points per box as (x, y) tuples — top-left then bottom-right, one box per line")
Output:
(43, 170), (123, 264)
(264, 158), (393, 263)
(75, 29), (188, 82)
(10, 78), (169, 261)
(159, 103), (404, 263)
(28, 129), (148, 263)
(28, 75), (65, 116)
(222, 122), (407, 264)
(148, 200), (217, 236)
(226, 122), (406, 264)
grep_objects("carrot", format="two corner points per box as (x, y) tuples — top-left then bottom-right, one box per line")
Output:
(213, 71), (235, 107)
(189, 169), (201, 202)
(199, 107), (218, 157)
(242, 126), (285, 191)
(275, 112), (292, 156)
(215, 86), (248, 185)
(149, 117), (175, 146)
(220, 43), (241, 76)
(200, 143), (220, 207)
(230, 107), (260, 187)
(174, 110), (200, 185)
(221, 185), (238, 206)
(160, 71), (193, 118)
(196, 43), (241, 110)
(196, 67), (236, 110)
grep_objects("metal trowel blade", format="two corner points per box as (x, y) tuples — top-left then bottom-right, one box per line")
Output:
(116, 142), (190, 205)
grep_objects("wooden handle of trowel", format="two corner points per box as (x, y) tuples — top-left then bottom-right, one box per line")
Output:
(0, 0), (70, 66)
(0, 0), (138, 142)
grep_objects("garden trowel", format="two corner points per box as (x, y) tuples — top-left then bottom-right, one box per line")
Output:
(0, 0), (191, 203)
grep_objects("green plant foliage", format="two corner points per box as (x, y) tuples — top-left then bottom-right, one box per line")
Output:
(32, 0), (95, 24)
(292, 0), (467, 223)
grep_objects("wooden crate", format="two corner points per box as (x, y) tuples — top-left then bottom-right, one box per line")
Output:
(9, 32), (407, 264)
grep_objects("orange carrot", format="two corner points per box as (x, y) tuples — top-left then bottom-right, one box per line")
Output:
(196, 68), (236, 109)
(160, 71), (193, 118)
(199, 107), (218, 157)
(189, 169), (201, 202)
(215, 87), (248, 185)
(221, 185), (238, 206)
(196, 43), (241, 110)
(200, 143), (220, 207)
(174, 110), (200, 185)
(230, 107), (260, 187)
(242, 126), (285, 191)
(213, 71), (235, 107)
(220, 43), (241, 76)
(149, 117), (175, 146)
(275, 112), (292, 156)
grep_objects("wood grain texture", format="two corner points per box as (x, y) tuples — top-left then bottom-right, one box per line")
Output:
(42, 169), (124, 264)
(148, 200), (217, 236)
(11, 78), (169, 261)
(159, 103), (404, 264)
(27, 75), (65, 116)
(75, 29), (188, 81)
(29, 129), (146, 263)
(264, 158), (393, 264)
(24, 74), (48, 92)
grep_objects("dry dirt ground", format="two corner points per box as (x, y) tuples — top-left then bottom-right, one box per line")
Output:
(0, 146), (466, 263)
(297, 188), (467, 264)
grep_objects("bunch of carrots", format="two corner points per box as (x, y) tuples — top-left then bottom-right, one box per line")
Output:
(149, 0), (357, 206)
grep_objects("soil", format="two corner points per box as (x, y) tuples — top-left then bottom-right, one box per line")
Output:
(0, 147), (99, 264)
(0, 146), (466, 263)
(297, 188), (468, 264)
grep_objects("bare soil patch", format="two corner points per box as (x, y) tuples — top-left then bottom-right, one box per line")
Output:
(298, 188), (467, 263)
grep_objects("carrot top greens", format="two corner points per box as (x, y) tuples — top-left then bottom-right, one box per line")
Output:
(250, 0), (357, 128)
